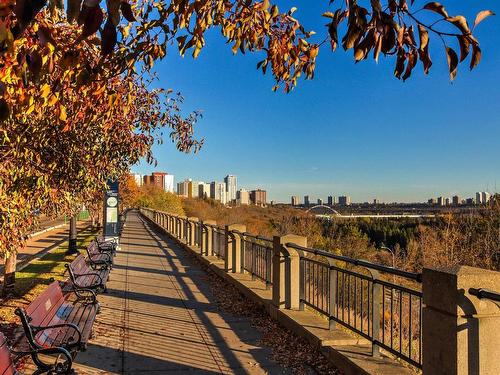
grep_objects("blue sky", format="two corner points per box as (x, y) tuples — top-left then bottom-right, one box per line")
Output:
(135, 1), (500, 203)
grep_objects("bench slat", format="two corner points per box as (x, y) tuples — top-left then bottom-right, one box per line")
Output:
(0, 333), (16, 375)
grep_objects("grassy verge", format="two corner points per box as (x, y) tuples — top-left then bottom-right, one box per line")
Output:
(0, 227), (98, 324)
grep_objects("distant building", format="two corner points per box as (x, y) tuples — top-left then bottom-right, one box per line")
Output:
(466, 198), (475, 205)
(291, 196), (300, 206)
(338, 196), (351, 206)
(317, 198), (323, 205)
(452, 195), (461, 205)
(164, 175), (174, 193)
(437, 196), (445, 206)
(373, 199), (379, 205)
(143, 172), (172, 191)
(250, 189), (267, 206)
(224, 175), (237, 202)
(237, 189), (250, 205)
(198, 182), (210, 199)
(304, 195), (310, 206)
(428, 198), (436, 205)
(210, 182), (227, 204)
(177, 179), (190, 197)
(482, 192), (491, 204)
(187, 180), (199, 198)
(476, 192), (482, 204)
(445, 197), (451, 206)
(327, 196), (335, 205)
(131, 173), (142, 187)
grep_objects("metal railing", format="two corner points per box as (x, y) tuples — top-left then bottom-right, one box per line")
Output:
(241, 233), (273, 287)
(288, 243), (423, 369)
(469, 288), (500, 302)
(212, 226), (226, 259)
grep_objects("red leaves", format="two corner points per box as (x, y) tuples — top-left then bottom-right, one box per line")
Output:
(78, 5), (103, 41)
(101, 20), (117, 56)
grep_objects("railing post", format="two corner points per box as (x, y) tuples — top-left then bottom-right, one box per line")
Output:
(326, 258), (337, 328)
(187, 217), (198, 246)
(272, 235), (307, 310)
(202, 220), (216, 256)
(423, 266), (500, 375)
(179, 216), (186, 240)
(370, 270), (381, 357)
(225, 225), (246, 273)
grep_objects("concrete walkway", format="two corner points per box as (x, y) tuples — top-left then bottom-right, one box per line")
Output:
(70, 210), (289, 374)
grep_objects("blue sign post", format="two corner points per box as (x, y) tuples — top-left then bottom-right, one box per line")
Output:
(103, 179), (120, 242)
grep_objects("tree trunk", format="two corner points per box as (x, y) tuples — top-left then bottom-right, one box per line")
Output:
(66, 215), (78, 255)
(3, 252), (17, 296)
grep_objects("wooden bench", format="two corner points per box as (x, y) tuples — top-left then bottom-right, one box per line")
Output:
(15, 281), (97, 370)
(95, 235), (117, 255)
(85, 242), (113, 270)
(0, 332), (17, 375)
(65, 254), (109, 293)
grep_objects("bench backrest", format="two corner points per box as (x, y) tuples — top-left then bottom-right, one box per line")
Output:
(87, 241), (99, 256)
(26, 281), (65, 327)
(0, 333), (15, 375)
(70, 254), (90, 274)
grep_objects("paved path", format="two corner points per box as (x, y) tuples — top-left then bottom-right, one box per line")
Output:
(70, 210), (289, 374)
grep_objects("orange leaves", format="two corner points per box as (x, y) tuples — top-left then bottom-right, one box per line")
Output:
(473, 10), (495, 30)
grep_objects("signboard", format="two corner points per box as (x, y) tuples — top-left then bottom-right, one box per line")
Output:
(103, 179), (119, 238)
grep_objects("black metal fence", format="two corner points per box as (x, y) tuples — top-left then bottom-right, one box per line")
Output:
(212, 226), (226, 259)
(290, 243), (423, 369)
(242, 234), (273, 287)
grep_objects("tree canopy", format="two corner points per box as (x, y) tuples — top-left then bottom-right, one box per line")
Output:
(0, 1), (495, 268)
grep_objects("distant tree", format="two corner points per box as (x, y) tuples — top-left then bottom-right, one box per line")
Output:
(136, 185), (185, 215)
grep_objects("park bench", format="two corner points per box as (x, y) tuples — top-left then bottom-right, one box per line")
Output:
(65, 254), (109, 293)
(95, 235), (117, 255)
(1, 332), (17, 375)
(85, 241), (113, 269)
(15, 281), (97, 370)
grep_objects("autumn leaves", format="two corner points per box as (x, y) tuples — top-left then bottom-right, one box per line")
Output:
(324, 1), (493, 82)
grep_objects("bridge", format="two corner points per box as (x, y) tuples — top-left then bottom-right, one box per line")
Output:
(306, 205), (435, 219)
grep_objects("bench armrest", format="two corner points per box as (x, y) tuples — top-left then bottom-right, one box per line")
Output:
(69, 287), (98, 304)
(89, 252), (112, 264)
(33, 323), (82, 347)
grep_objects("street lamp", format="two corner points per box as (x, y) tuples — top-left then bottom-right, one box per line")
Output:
(380, 244), (396, 286)
(380, 244), (396, 269)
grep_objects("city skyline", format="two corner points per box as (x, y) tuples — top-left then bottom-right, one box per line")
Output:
(132, 170), (496, 204)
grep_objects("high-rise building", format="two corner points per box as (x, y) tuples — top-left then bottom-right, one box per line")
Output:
(482, 192), (491, 204)
(373, 199), (380, 205)
(317, 198), (323, 205)
(338, 196), (351, 206)
(187, 180), (199, 198)
(131, 173), (142, 187)
(445, 197), (451, 206)
(304, 195), (310, 206)
(327, 196), (334, 206)
(452, 195), (461, 205)
(224, 175), (237, 202)
(250, 189), (267, 206)
(177, 179), (190, 197)
(210, 182), (227, 203)
(164, 174), (174, 193)
(198, 182), (210, 199)
(237, 189), (250, 205)
(428, 198), (436, 205)
(291, 196), (300, 206)
(143, 172), (172, 191)
(437, 196), (445, 206)
(476, 192), (482, 205)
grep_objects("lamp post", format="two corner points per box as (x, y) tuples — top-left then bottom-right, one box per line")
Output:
(380, 244), (396, 285)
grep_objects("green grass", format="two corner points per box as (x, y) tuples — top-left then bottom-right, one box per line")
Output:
(0, 228), (98, 322)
